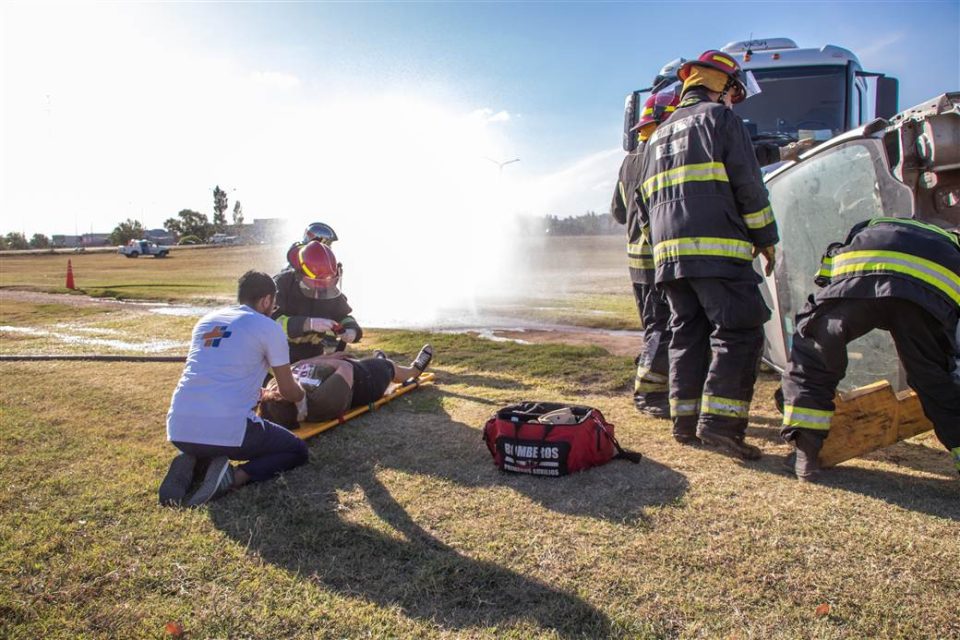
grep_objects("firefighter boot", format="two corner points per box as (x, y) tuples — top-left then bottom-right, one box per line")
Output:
(697, 429), (762, 460)
(785, 430), (824, 482)
(672, 416), (701, 445)
(635, 393), (670, 419)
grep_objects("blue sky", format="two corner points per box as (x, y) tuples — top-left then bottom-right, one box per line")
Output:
(2, 1), (958, 236)
(165, 1), (959, 162)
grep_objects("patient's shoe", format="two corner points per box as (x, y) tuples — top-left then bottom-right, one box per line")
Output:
(411, 344), (434, 374)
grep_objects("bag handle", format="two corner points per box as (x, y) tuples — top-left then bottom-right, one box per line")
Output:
(596, 419), (642, 464)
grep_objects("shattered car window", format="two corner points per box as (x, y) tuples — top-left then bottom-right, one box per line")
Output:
(765, 139), (915, 391)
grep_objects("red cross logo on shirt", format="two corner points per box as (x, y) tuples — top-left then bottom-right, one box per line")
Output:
(202, 325), (233, 347)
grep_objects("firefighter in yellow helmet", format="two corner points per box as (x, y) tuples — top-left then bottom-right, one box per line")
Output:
(635, 50), (777, 459)
(612, 89), (680, 419)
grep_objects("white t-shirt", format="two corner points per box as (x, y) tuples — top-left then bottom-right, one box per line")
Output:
(166, 305), (290, 446)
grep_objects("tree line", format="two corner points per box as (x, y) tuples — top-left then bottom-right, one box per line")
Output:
(2, 198), (621, 251)
(521, 211), (622, 236)
(0, 185), (245, 250)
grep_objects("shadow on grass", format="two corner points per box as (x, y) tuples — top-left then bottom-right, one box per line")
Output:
(438, 371), (535, 391)
(210, 401), (688, 636)
(752, 451), (960, 520)
(214, 473), (611, 637)
(860, 439), (960, 476)
(438, 389), (502, 406)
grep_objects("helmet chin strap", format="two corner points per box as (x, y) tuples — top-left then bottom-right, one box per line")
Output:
(717, 77), (736, 104)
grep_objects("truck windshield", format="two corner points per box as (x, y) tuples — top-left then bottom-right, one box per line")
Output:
(734, 66), (847, 139)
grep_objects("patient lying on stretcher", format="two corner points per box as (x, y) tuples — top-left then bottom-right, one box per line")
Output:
(259, 344), (434, 429)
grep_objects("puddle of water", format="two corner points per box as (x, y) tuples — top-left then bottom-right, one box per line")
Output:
(0, 325), (187, 353)
(61, 325), (124, 336)
(91, 297), (212, 318)
(453, 329), (531, 345)
(147, 306), (210, 317)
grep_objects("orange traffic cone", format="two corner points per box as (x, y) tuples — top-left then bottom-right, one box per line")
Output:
(65, 259), (76, 290)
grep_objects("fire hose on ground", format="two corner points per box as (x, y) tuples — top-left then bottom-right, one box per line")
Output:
(0, 354), (187, 362)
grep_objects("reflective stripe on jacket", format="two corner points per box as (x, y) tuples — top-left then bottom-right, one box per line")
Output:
(812, 217), (960, 331)
(611, 146), (653, 283)
(636, 89), (778, 283)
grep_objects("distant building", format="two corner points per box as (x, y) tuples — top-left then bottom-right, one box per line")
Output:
(52, 234), (82, 248)
(80, 232), (111, 246)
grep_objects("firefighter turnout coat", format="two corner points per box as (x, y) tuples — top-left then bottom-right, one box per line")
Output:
(813, 218), (960, 333)
(636, 88), (778, 284)
(611, 144), (653, 285)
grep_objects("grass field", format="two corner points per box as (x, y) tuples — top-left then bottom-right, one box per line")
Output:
(0, 245), (279, 303)
(1, 249), (958, 639)
(0, 238), (641, 330)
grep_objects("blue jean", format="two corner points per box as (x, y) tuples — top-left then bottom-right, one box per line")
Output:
(172, 417), (309, 483)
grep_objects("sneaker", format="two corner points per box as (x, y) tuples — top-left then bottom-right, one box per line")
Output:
(410, 344), (434, 373)
(697, 430), (762, 460)
(373, 349), (388, 360)
(158, 453), (197, 507)
(186, 457), (234, 507)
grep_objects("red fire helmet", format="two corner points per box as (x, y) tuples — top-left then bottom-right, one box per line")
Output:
(678, 50), (749, 104)
(287, 241), (341, 297)
(633, 90), (681, 131)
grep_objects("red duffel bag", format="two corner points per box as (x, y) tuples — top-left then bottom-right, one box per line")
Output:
(482, 401), (641, 477)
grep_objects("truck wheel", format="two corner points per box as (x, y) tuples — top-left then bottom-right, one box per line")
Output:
(130, 252), (139, 258)
(155, 251), (168, 258)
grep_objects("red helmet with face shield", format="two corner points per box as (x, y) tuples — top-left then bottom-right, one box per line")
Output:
(286, 241), (342, 299)
(632, 90), (681, 131)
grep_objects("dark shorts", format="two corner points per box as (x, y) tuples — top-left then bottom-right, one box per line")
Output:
(300, 357), (396, 422)
(350, 358), (394, 407)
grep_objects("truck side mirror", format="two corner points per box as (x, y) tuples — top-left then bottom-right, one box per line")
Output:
(876, 77), (899, 120)
(622, 90), (642, 152)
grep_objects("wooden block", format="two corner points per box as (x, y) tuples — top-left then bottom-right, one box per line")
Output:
(818, 380), (933, 467)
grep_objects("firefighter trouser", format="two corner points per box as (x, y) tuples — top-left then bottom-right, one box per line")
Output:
(632, 282), (671, 410)
(780, 297), (960, 471)
(662, 277), (768, 438)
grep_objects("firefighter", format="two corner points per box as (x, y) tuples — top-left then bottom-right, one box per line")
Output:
(781, 217), (960, 481)
(636, 50), (776, 458)
(273, 241), (362, 362)
(302, 222), (338, 245)
(612, 90), (680, 418)
(282, 222), (339, 271)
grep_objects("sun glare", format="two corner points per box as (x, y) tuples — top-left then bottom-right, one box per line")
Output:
(285, 95), (519, 326)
